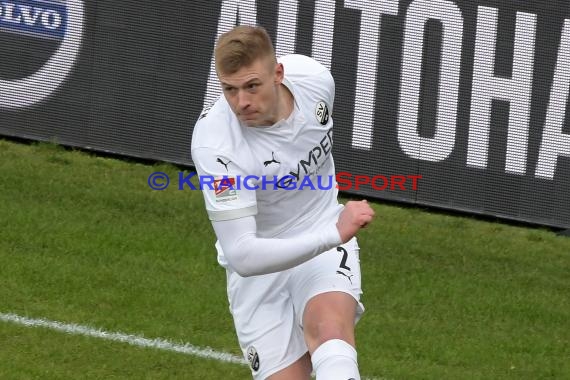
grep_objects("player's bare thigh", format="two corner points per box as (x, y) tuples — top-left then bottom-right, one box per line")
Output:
(266, 352), (312, 380)
(303, 291), (358, 353)
(266, 293), (358, 379)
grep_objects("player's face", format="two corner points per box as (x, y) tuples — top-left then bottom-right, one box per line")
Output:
(218, 57), (283, 127)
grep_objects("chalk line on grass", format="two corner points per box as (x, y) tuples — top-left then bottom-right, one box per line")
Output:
(0, 312), (385, 380)
(0, 312), (245, 364)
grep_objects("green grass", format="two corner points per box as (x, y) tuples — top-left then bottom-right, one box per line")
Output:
(0, 322), (246, 380)
(1, 138), (569, 379)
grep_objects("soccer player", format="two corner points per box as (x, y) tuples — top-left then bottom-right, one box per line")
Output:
(191, 25), (375, 380)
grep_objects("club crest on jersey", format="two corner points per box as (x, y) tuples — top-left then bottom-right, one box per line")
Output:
(247, 346), (260, 372)
(214, 176), (237, 202)
(315, 101), (330, 125)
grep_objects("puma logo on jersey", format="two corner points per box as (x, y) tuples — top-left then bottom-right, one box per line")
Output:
(198, 101), (214, 120)
(336, 270), (353, 284)
(263, 152), (281, 167)
(216, 158), (231, 171)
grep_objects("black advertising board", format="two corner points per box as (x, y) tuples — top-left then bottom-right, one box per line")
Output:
(1, 0), (569, 228)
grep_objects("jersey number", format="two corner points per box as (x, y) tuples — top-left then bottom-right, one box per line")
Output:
(337, 247), (351, 271)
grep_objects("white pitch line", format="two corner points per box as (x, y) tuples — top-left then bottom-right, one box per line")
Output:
(0, 312), (385, 380)
(0, 312), (246, 365)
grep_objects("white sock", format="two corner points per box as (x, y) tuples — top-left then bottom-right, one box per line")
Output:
(311, 339), (360, 380)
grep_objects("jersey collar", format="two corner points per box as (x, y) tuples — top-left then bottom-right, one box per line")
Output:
(281, 76), (300, 111)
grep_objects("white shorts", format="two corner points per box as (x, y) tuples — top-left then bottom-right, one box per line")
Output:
(225, 237), (365, 379)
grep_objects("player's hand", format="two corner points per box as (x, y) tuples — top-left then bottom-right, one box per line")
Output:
(336, 200), (375, 243)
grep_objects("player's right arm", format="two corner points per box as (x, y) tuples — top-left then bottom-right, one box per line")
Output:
(211, 215), (342, 277)
(191, 146), (374, 277)
(210, 200), (374, 277)
(336, 200), (375, 243)
(191, 145), (339, 276)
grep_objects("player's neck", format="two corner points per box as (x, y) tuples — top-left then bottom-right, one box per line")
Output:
(276, 83), (295, 123)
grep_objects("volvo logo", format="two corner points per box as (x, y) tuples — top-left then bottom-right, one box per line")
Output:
(0, 0), (84, 109)
(0, 0), (66, 39)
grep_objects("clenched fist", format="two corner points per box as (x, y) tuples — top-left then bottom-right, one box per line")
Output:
(336, 200), (376, 243)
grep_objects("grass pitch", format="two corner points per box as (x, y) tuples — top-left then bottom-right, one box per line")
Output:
(0, 138), (568, 379)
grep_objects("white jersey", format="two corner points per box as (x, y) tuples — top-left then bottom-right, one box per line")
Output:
(191, 54), (343, 266)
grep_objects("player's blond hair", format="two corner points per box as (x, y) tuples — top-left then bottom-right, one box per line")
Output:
(215, 25), (276, 75)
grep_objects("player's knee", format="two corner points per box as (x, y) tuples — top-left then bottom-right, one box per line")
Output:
(305, 319), (354, 352)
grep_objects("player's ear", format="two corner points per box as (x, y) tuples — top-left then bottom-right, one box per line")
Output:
(274, 62), (284, 84)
